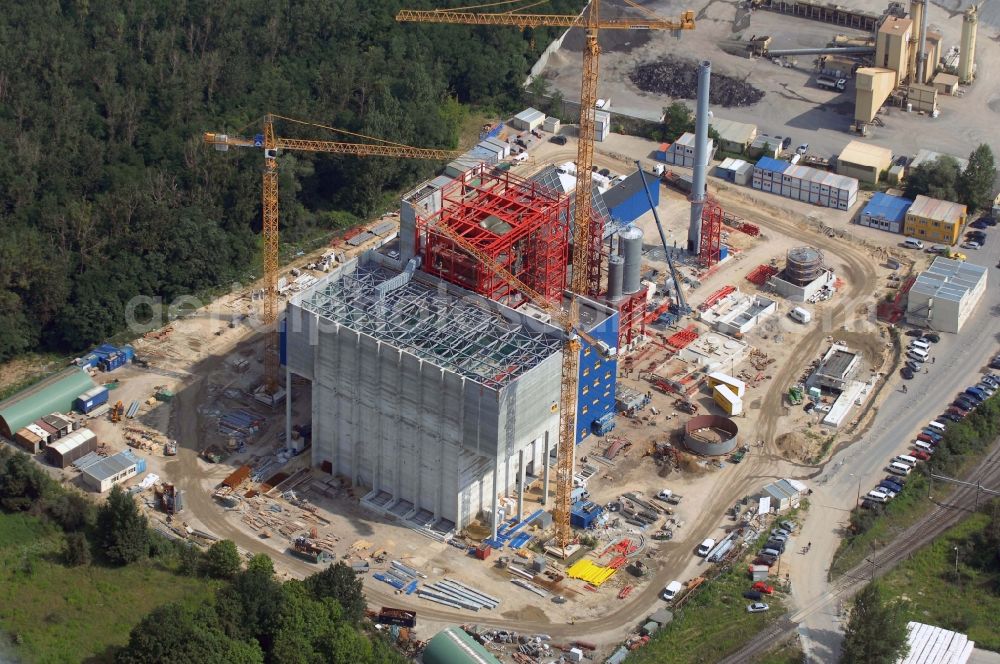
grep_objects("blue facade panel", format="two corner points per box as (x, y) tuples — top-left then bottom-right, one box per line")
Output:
(279, 317), (287, 367)
(576, 311), (619, 443)
(74, 386), (110, 414)
(570, 500), (604, 529)
(608, 187), (658, 225)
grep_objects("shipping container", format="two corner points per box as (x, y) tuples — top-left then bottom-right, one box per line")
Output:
(74, 386), (110, 414)
(14, 428), (43, 454)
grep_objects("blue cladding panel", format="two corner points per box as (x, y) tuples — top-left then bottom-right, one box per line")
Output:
(608, 187), (658, 225)
(576, 311), (619, 443)
(279, 317), (287, 367)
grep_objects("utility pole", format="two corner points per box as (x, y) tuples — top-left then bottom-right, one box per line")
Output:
(953, 546), (960, 586)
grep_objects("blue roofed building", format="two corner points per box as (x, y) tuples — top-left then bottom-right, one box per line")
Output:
(857, 192), (912, 234)
(602, 170), (659, 226)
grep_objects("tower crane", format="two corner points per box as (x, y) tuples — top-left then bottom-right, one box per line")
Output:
(397, 2), (694, 297)
(204, 114), (458, 395)
(424, 216), (614, 552)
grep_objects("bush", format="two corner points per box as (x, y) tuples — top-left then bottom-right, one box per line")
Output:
(63, 532), (92, 566)
(202, 540), (242, 579)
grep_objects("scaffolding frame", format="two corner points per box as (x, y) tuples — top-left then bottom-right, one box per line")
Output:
(417, 163), (569, 305)
(699, 200), (724, 268)
(299, 263), (562, 389)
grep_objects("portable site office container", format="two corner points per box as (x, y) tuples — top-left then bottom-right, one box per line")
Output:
(14, 428), (43, 454)
(74, 386), (109, 414)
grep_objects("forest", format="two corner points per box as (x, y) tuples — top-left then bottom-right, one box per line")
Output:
(0, 0), (582, 363)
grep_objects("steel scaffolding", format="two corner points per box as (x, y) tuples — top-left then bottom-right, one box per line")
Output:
(417, 164), (569, 305)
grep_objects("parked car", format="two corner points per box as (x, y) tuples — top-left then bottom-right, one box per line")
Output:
(916, 433), (937, 444)
(923, 332), (940, 343)
(743, 590), (763, 601)
(939, 412), (962, 423)
(905, 329), (923, 337)
(991, 355), (1000, 370)
(901, 366), (915, 380)
(781, 137), (792, 150)
(906, 360), (921, 372)
(971, 219), (990, 229)
(911, 449), (931, 461)
(599, 168), (611, 177)
(778, 520), (797, 532)
(752, 582), (775, 594)
(753, 555), (777, 567)
(796, 143), (809, 155)
(962, 241), (982, 250)
(882, 478), (905, 493)
(549, 135), (567, 145)
(696, 539), (716, 556)
(977, 382), (996, 396)
(747, 602), (770, 613)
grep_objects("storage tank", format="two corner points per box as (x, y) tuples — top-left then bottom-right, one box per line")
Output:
(606, 254), (624, 301)
(620, 227), (644, 294)
(784, 247), (823, 286)
(959, 5), (978, 83)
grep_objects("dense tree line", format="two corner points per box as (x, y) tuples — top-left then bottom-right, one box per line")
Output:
(0, 0), (582, 362)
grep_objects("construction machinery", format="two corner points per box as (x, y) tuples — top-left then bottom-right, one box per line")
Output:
(204, 115), (457, 395)
(110, 400), (124, 423)
(636, 162), (691, 316)
(397, 2), (695, 298)
(425, 219), (613, 552)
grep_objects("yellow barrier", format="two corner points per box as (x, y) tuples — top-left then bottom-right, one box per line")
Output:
(567, 559), (617, 586)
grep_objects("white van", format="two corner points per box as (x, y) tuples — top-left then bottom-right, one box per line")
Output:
(894, 454), (918, 468)
(696, 538), (716, 557)
(866, 489), (890, 503)
(913, 440), (934, 454)
(663, 580), (684, 601)
(888, 462), (912, 476)
(789, 307), (812, 324)
(927, 420), (946, 433)
(904, 237), (924, 249)
(907, 348), (929, 362)
(909, 339), (930, 351)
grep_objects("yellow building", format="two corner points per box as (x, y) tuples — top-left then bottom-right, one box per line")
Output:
(875, 16), (912, 86)
(903, 195), (967, 245)
(855, 68), (896, 125)
(837, 140), (893, 184)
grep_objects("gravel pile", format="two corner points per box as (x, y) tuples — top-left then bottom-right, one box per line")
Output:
(629, 59), (765, 108)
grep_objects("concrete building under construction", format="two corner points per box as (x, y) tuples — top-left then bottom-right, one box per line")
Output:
(284, 250), (618, 537)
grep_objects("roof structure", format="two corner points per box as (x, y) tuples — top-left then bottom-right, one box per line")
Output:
(878, 15), (912, 35)
(514, 107), (544, 125)
(0, 368), (94, 438)
(718, 157), (751, 172)
(530, 165), (614, 238)
(816, 348), (858, 379)
(933, 72), (960, 87)
(82, 450), (140, 483)
(907, 195), (966, 224)
(783, 165), (858, 192)
(900, 621), (974, 664)
(601, 170), (648, 210)
(910, 257), (986, 304)
(838, 140), (893, 169)
(674, 132), (696, 148)
(47, 428), (96, 456)
(298, 262), (562, 390)
(754, 157), (789, 174)
(910, 149), (969, 172)
(862, 192), (913, 221)
(422, 626), (502, 664)
(710, 117), (757, 145)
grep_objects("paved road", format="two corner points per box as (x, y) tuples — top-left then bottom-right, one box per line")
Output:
(781, 237), (1000, 661)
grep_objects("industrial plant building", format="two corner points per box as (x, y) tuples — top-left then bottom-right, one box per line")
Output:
(284, 162), (622, 537)
(857, 192), (912, 234)
(767, 247), (837, 303)
(904, 195), (967, 245)
(601, 170), (659, 225)
(0, 367), (94, 439)
(80, 449), (146, 493)
(708, 118), (757, 154)
(906, 257), (987, 333)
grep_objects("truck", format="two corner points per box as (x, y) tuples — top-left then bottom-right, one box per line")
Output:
(290, 536), (332, 564)
(816, 75), (847, 91)
(656, 489), (683, 505)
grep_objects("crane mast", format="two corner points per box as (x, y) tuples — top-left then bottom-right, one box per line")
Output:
(397, 1), (693, 551)
(204, 114), (456, 395)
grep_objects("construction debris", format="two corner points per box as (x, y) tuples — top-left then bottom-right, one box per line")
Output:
(629, 59), (765, 107)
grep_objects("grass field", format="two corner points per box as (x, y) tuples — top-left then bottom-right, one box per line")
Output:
(0, 513), (216, 664)
(626, 563), (786, 664)
(880, 512), (1000, 651)
(753, 638), (803, 664)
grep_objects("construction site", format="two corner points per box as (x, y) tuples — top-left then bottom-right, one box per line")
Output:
(1, 1), (995, 662)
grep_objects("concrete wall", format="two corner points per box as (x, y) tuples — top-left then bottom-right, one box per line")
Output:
(767, 269), (836, 303)
(284, 298), (561, 529)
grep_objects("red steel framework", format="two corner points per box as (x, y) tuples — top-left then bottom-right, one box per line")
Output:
(417, 164), (569, 305)
(584, 212), (605, 298)
(616, 290), (646, 348)
(699, 199), (724, 268)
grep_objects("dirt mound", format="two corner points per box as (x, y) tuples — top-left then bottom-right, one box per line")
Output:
(776, 431), (811, 462)
(629, 59), (765, 107)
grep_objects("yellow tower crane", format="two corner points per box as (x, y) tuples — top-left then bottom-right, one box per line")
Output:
(425, 216), (613, 551)
(397, 2), (694, 296)
(204, 114), (458, 395)
(397, 1), (693, 549)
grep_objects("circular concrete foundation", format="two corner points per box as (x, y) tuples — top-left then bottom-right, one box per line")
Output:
(684, 414), (739, 456)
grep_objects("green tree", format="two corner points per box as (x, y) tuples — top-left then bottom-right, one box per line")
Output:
(0, 448), (52, 512)
(840, 582), (909, 664)
(95, 485), (149, 566)
(116, 603), (263, 664)
(904, 156), (961, 202)
(63, 532), (92, 567)
(247, 553), (275, 576)
(203, 540), (242, 579)
(304, 562), (367, 624)
(957, 144), (996, 212)
(215, 567), (285, 650)
(659, 102), (694, 142)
